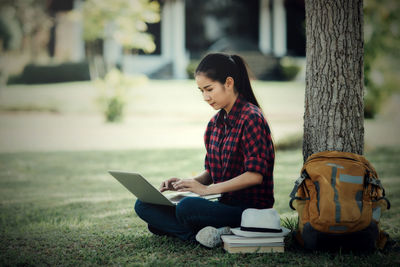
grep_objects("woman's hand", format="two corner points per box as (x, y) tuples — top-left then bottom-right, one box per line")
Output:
(172, 178), (209, 196)
(159, 177), (181, 192)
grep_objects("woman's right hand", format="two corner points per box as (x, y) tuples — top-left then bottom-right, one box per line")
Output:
(159, 177), (181, 192)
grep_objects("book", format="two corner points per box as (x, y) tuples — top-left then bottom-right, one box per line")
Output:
(222, 242), (284, 254)
(225, 242), (284, 248)
(221, 234), (284, 244)
(221, 235), (285, 254)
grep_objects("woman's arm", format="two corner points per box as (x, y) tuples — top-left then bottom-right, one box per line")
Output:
(172, 171), (262, 195)
(206, 171), (262, 194)
(193, 170), (213, 185)
(160, 171), (212, 192)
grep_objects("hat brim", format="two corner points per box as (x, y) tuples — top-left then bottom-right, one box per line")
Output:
(231, 226), (291, 237)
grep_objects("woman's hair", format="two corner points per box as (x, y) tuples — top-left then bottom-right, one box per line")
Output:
(195, 53), (260, 108)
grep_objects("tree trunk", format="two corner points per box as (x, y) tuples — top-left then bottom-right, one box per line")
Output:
(303, 0), (364, 162)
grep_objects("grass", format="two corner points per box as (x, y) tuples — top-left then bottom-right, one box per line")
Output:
(0, 79), (399, 265)
(1, 147), (399, 266)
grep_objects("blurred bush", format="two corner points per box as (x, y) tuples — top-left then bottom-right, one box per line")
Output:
(7, 62), (90, 84)
(275, 133), (303, 151)
(82, 0), (160, 79)
(95, 68), (147, 123)
(364, 89), (382, 119)
(364, 0), (400, 118)
(186, 60), (200, 79)
(0, 1), (52, 55)
(278, 57), (301, 81)
(280, 65), (300, 81)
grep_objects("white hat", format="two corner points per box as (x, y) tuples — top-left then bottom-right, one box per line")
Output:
(231, 208), (290, 237)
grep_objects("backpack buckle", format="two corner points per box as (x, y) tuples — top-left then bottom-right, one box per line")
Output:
(289, 172), (308, 199)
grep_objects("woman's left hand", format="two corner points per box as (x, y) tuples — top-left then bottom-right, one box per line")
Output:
(172, 179), (209, 195)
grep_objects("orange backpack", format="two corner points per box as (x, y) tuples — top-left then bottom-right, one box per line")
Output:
(289, 151), (390, 250)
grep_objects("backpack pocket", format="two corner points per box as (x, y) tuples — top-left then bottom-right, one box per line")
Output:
(305, 160), (371, 232)
(336, 173), (365, 223)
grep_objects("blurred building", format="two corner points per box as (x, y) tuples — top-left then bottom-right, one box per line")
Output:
(49, 0), (305, 79)
(48, 0), (85, 63)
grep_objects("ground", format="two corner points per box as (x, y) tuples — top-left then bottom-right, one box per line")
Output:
(0, 80), (399, 266)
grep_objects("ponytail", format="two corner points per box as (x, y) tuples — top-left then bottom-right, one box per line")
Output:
(230, 55), (260, 108)
(195, 53), (261, 108)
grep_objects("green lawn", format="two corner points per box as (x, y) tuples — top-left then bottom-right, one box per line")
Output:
(1, 147), (399, 266)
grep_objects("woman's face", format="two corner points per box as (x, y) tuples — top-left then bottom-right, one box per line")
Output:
(195, 74), (237, 113)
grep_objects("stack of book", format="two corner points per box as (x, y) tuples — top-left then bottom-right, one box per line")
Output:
(221, 234), (285, 253)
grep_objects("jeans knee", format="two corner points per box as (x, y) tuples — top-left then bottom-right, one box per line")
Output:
(134, 199), (147, 218)
(175, 197), (199, 225)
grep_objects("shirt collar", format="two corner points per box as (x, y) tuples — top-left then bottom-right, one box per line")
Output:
(215, 96), (246, 128)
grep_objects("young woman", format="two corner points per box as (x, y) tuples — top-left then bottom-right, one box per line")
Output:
(134, 53), (275, 248)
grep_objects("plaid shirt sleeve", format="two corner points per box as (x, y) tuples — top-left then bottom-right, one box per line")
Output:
(241, 114), (269, 177)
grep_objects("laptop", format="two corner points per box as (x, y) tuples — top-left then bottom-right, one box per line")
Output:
(108, 170), (221, 206)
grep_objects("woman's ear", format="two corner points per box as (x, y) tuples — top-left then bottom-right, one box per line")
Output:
(225, 76), (235, 92)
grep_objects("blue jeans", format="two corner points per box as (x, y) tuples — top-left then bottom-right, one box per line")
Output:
(134, 197), (247, 241)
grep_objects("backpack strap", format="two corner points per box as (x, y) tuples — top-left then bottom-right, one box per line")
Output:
(375, 197), (391, 210)
(289, 171), (309, 210)
(366, 176), (382, 189)
(366, 176), (391, 210)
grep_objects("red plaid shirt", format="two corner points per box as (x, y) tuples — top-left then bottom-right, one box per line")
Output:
(204, 96), (275, 209)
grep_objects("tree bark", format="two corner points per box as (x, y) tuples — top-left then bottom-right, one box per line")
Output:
(303, 0), (364, 162)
